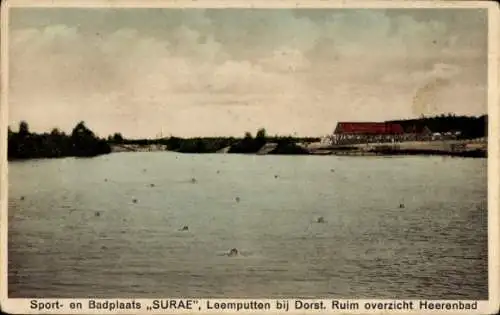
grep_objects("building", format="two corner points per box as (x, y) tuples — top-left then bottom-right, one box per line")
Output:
(333, 122), (405, 144)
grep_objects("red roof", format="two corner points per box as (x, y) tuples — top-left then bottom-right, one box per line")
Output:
(334, 122), (404, 135)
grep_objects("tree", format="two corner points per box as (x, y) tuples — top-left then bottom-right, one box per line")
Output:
(19, 121), (29, 137)
(71, 121), (95, 139)
(70, 121), (104, 157)
(50, 128), (62, 136)
(112, 132), (124, 143)
(256, 128), (267, 140)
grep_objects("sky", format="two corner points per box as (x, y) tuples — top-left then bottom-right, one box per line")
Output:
(8, 7), (488, 138)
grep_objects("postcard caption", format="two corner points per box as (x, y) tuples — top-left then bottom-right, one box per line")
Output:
(26, 298), (481, 313)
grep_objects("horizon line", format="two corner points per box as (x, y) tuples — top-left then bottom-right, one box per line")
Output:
(6, 113), (489, 140)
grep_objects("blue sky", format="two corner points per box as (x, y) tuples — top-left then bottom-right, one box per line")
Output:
(8, 8), (488, 138)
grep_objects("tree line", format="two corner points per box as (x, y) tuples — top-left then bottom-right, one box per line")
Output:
(8, 121), (111, 160)
(7, 114), (488, 160)
(110, 128), (318, 154)
(387, 114), (487, 139)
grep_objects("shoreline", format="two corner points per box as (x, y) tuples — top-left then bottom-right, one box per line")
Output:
(8, 146), (487, 161)
(7, 115), (488, 161)
(7, 139), (488, 161)
(108, 140), (487, 159)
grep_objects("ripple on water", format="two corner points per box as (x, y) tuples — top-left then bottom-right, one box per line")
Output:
(7, 154), (488, 298)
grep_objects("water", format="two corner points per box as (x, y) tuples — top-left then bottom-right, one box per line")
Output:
(8, 152), (488, 299)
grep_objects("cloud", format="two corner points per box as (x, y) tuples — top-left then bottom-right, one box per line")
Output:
(8, 8), (487, 137)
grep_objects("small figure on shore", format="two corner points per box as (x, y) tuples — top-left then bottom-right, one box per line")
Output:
(95, 211), (100, 217)
(330, 169), (335, 173)
(104, 178), (108, 182)
(399, 203), (405, 209)
(274, 175), (279, 179)
(20, 196), (25, 201)
(227, 248), (239, 257)
(149, 183), (155, 187)
(179, 225), (189, 231)
(235, 196), (240, 203)
(191, 178), (197, 183)
(316, 216), (325, 223)
(132, 198), (138, 204)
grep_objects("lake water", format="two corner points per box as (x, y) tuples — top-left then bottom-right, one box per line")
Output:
(8, 152), (488, 299)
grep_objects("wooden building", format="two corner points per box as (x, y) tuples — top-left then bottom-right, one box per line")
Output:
(333, 122), (405, 144)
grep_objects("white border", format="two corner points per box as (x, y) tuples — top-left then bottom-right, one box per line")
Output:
(0, 1), (498, 314)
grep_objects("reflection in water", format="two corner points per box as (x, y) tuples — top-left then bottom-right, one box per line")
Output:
(8, 153), (487, 298)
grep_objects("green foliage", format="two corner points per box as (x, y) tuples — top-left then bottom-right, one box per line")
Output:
(8, 121), (111, 160)
(228, 129), (267, 153)
(256, 128), (266, 140)
(175, 137), (234, 153)
(387, 114), (487, 139)
(111, 133), (124, 143)
(113, 128), (320, 154)
(269, 142), (309, 155)
(18, 121), (29, 137)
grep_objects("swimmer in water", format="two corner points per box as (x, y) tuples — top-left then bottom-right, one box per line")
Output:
(179, 225), (189, 231)
(227, 248), (239, 257)
(316, 216), (325, 223)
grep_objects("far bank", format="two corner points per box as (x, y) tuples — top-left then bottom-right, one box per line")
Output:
(110, 138), (487, 158)
(7, 114), (488, 161)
